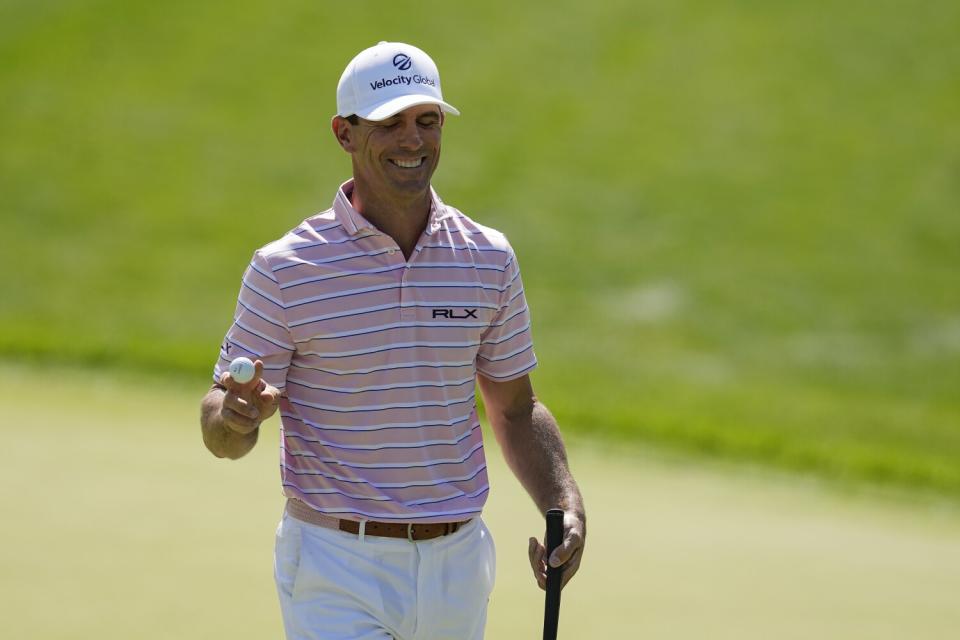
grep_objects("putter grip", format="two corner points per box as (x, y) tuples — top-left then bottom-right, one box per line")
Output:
(543, 508), (564, 640)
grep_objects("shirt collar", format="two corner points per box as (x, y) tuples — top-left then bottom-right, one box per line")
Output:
(333, 179), (452, 236)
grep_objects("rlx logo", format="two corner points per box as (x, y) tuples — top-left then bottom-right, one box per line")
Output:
(432, 308), (478, 319)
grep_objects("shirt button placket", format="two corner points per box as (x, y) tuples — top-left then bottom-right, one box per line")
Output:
(387, 244), (411, 321)
(399, 243), (419, 321)
(400, 264), (416, 321)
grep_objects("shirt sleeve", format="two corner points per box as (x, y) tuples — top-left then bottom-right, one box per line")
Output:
(213, 250), (295, 391)
(475, 242), (538, 381)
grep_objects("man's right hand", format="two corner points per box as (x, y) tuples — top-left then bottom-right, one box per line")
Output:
(217, 359), (280, 434)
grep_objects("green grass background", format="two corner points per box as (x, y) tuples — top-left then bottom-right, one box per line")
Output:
(2, 0), (959, 498)
(4, 364), (960, 639)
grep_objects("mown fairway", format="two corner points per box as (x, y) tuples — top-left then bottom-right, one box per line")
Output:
(3, 364), (960, 639)
(1, 0), (958, 496)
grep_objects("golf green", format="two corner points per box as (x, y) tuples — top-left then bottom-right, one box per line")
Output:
(3, 364), (959, 639)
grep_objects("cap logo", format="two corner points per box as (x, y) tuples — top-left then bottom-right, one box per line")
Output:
(337, 43), (458, 118)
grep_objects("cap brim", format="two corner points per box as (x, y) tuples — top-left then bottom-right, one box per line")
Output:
(348, 94), (460, 121)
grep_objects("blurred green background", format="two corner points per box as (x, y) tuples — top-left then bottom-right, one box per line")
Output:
(2, 1), (960, 636)
(3, 0), (957, 494)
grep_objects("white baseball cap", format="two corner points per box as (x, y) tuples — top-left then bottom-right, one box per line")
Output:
(336, 41), (460, 121)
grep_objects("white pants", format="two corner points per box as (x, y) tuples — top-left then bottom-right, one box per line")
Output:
(274, 511), (496, 639)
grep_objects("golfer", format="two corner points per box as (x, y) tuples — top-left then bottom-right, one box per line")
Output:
(200, 41), (586, 640)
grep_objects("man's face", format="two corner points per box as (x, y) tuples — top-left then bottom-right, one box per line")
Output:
(337, 104), (444, 199)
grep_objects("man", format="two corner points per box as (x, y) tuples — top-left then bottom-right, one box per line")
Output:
(200, 41), (585, 640)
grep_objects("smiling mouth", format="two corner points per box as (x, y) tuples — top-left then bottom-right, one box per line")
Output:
(390, 157), (425, 168)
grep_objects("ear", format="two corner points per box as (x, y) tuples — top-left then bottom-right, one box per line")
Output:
(331, 116), (355, 152)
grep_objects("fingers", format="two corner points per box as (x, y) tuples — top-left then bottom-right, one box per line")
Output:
(534, 511), (586, 590)
(548, 526), (584, 569)
(257, 384), (281, 422)
(252, 359), (265, 386)
(559, 546), (583, 589)
(219, 359), (269, 434)
(528, 537), (547, 590)
(220, 392), (260, 434)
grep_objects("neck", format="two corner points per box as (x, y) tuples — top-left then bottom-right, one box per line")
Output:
(350, 178), (432, 258)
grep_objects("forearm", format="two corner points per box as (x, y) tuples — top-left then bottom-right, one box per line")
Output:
(200, 386), (259, 459)
(492, 400), (584, 519)
(478, 374), (586, 587)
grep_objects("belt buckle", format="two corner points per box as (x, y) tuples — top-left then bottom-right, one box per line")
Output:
(407, 522), (415, 542)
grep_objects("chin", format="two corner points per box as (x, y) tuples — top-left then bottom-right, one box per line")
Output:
(392, 181), (432, 195)
(388, 172), (434, 192)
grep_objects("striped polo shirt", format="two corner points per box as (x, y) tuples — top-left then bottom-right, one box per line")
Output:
(214, 180), (537, 523)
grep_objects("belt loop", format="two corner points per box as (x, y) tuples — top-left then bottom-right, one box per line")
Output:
(407, 522), (415, 542)
(358, 520), (367, 543)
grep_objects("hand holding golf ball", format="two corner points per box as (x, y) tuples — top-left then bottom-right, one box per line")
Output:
(219, 357), (279, 434)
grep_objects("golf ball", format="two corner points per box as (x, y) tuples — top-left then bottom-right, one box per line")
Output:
(229, 357), (256, 384)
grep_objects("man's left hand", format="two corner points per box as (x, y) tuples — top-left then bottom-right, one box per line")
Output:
(527, 510), (586, 590)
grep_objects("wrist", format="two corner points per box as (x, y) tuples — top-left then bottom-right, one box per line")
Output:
(556, 491), (585, 521)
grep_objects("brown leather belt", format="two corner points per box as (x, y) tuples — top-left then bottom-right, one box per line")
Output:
(286, 498), (469, 541)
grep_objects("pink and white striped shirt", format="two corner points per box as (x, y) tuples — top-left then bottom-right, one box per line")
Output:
(214, 181), (537, 523)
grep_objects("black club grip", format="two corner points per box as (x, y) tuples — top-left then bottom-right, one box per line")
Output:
(543, 508), (564, 640)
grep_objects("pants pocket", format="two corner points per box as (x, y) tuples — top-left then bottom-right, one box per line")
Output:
(275, 513), (304, 601)
(480, 519), (497, 597)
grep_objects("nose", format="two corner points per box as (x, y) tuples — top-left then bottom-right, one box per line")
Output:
(396, 119), (422, 149)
